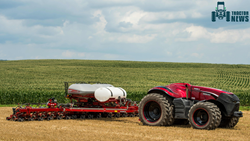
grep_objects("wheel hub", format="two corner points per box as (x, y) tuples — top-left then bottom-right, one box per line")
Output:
(143, 101), (161, 122)
(193, 109), (209, 126)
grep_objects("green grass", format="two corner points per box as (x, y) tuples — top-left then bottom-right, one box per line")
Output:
(0, 104), (17, 107)
(239, 106), (250, 111)
(0, 59), (250, 105)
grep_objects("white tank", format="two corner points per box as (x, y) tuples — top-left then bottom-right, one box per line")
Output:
(68, 84), (114, 96)
(94, 87), (127, 102)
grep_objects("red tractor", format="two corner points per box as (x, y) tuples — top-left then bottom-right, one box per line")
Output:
(139, 83), (243, 130)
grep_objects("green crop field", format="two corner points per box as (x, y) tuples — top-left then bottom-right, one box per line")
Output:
(0, 60), (250, 106)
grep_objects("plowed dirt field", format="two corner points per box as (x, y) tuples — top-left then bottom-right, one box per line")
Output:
(0, 107), (249, 141)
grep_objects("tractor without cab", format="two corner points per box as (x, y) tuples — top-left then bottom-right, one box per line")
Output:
(139, 83), (243, 130)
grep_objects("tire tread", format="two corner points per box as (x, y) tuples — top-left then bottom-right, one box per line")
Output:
(139, 93), (174, 126)
(188, 102), (221, 130)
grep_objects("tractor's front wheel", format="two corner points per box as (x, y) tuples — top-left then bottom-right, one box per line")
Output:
(188, 102), (221, 130)
(219, 117), (239, 128)
(139, 93), (174, 126)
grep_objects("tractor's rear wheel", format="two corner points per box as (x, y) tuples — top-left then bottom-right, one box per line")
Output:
(219, 117), (239, 128)
(188, 102), (221, 130)
(139, 93), (174, 126)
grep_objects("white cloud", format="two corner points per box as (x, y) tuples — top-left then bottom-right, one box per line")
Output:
(184, 25), (210, 41)
(191, 12), (202, 18)
(90, 8), (160, 43)
(78, 53), (85, 57)
(210, 29), (250, 43)
(62, 50), (76, 57)
(63, 20), (69, 27)
(141, 11), (187, 23)
(121, 10), (147, 25)
(0, 14), (64, 43)
(93, 10), (107, 35)
(116, 34), (157, 43)
(191, 53), (204, 58)
(0, 50), (6, 58)
(177, 25), (250, 44)
(166, 51), (172, 56)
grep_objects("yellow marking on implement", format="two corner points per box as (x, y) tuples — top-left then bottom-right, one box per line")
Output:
(114, 110), (117, 112)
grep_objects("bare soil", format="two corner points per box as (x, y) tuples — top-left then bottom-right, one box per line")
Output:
(0, 107), (249, 141)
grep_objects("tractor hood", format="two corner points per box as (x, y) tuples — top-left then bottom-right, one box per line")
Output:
(165, 83), (234, 98)
(149, 83), (235, 99)
(191, 85), (233, 96)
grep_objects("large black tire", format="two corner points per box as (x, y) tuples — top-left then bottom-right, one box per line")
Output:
(139, 93), (174, 126)
(219, 117), (239, 128)
(188, 102), (221, 130)
(212, 11), (216, 22)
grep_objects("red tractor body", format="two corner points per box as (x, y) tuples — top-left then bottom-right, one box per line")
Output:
(150, 83), (232, 100)
(139, 83), (243, 130)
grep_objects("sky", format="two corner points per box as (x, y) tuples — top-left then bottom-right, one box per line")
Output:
(0, 0), (250, 64)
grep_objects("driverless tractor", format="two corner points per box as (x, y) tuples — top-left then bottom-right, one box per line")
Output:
(139, 83), (243, 130)
(7, 82), (243, 130)
(6, 82), (138, 122)
(212, 1), (230, 22)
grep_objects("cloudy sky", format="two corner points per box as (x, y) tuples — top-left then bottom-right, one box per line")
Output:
(0, 0), (250, 64)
